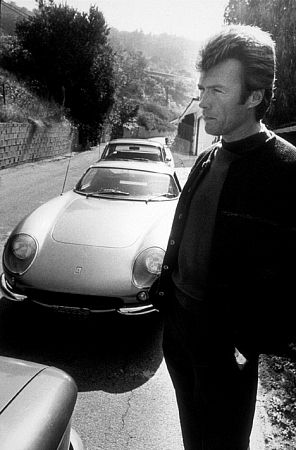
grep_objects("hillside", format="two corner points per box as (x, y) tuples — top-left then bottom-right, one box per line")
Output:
(108, 29), (201, 112)
(109, 28), (201, 79)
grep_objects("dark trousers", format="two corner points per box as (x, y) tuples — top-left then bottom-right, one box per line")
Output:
(162, 296), (258, 450)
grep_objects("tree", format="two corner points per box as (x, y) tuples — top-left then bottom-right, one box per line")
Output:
(108, 49), (146, 138)
(108, 48), (181, 138)
(224, 0), (296, 127)
(109, 29), (196, 109)
(137, 103), (176, 133)
(1, 1), (115, 146)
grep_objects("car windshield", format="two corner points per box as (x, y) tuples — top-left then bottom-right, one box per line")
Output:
(75, 167), (179, 200)
(104, 143), (162, 162)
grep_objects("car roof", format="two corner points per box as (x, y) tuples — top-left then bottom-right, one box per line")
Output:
(106, 138), (163, 148)
(148, 137), (167, 144)
(90, 159), (175, 175)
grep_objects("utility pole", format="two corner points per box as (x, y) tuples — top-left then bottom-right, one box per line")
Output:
(0, 0), (2, 33)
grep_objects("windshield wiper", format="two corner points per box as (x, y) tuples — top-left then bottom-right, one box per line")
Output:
(75, 188), (130, 197)
(146, 192), (176, 202)
(93, 188), (130, 196)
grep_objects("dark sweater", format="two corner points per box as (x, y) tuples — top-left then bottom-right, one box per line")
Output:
(172, 129), (272, 303)
(172, 146), (239, 300)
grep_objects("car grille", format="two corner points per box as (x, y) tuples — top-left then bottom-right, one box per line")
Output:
(24, 288), (124, 311)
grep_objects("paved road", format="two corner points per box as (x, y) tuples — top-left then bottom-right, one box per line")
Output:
(0, 145), (267, 449)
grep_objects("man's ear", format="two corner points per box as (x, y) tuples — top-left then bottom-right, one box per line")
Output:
(246, 89), (264, 109)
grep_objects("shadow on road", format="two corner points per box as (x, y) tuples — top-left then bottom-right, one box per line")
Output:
(0, 298), (164, 394)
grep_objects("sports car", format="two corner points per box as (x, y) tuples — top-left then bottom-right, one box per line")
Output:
(1, 160), (181, 316)
(0, 355), (84, 450)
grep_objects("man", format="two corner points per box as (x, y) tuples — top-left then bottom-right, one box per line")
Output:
(152, 25), (296, 449)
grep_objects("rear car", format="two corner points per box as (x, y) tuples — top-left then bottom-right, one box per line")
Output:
(100, 138), (174, 167)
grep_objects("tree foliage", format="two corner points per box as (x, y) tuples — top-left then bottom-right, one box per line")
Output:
(0, 1), (115, 145)
(108, 45), (190, 138)
(108, 48), (176, 138)
(110, 29), (197, 107)
(137, 103), (176, 133)
(107, 29), (197, 138)
(224, 0), (296, 127)
(108, 49), (145, 138)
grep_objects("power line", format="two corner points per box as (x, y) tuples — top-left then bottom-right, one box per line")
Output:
(2, 0), (33, 19)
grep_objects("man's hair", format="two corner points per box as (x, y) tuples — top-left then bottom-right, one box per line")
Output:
(196, 24), (276, 121)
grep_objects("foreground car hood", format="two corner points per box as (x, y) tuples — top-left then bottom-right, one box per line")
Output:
(0, 357), (44, 412)
(0, 356), (79, 450)
(52, 196), (175, 248)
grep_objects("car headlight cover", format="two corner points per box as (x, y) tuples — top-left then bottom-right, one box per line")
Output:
(132, 247), (164, 288)
(3, 233), (37, 275)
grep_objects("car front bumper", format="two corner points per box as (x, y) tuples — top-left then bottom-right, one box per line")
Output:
(0, 273), (156, 316)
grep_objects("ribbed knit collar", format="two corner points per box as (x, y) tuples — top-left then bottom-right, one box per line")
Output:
(221, 127), (274, 155)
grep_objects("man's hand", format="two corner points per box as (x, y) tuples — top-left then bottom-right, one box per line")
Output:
(234, 347), (248, 369)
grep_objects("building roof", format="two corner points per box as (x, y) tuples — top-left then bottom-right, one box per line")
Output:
(176, 98), (202, 123)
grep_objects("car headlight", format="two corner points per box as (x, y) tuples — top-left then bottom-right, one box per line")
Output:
(3, 233), (38, 275)
(132, 247), (164, 288)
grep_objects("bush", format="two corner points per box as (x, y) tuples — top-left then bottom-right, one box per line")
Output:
(0, 68), (62, 122)
(0, 104), (26, 122)
(137, 102), (176, 133)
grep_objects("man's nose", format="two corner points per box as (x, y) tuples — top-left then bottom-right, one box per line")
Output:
(199, 93), (208, 109)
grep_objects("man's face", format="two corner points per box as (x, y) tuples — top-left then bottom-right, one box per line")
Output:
(198, 58), (256, 142)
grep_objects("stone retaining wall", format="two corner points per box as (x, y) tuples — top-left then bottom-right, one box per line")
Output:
(0, 119), (77, 170)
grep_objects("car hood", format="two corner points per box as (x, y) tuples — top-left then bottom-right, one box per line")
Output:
(0, 356), (45, 413)
(52, 196), (176, 248)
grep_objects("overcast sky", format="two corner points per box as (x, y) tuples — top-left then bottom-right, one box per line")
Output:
(14, 0), (229, 41)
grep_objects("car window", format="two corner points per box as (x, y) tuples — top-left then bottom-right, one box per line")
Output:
(104, 144), (163, 162)
(75, 167), (179, 199)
